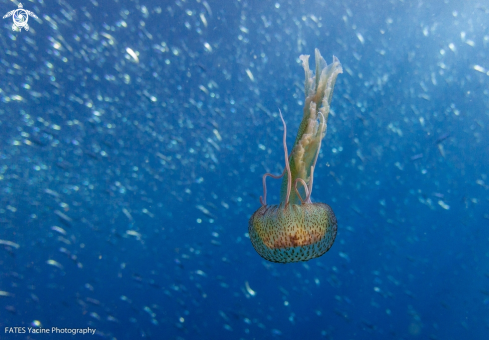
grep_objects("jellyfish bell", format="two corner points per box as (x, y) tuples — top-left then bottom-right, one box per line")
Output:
(249, 202), (337, 263)
(248, 50), (342, 263)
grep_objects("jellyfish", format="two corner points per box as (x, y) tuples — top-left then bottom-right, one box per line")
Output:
(249, 49), (343, 263)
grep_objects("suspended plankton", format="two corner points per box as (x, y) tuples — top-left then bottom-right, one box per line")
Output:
(249, 49), (342, 263)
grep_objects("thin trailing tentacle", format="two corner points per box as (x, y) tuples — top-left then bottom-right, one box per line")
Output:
(260, 169), (286, 206)
(294, 178), (310, 205)
(279, 110), (292, 207)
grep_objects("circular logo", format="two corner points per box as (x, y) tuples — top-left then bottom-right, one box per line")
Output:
(13, 9), (28, 28)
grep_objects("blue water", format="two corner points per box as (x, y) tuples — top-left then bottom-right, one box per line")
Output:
(0, 0), (488, 339)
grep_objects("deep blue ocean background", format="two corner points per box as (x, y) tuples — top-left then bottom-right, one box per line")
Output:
(0, 0), (488, 339)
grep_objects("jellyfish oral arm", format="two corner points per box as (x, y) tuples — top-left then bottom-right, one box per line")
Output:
(279, 50), (342, 205)
(305, 111), (326, 203)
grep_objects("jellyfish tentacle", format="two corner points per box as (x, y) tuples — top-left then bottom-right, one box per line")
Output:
(294, 178), (310, 205)
(260, 169), (286, 206)
(279, 110), (292, 207)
